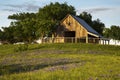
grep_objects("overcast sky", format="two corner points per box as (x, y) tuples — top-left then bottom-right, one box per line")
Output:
(0, 0), (120, 28)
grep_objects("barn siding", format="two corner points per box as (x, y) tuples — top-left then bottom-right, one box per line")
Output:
(61, 15), (87, 38)
(54, 14), (103, 43)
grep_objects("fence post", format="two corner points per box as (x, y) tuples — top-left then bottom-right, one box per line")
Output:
(86, 36), (88, 43)
(71, 37), (73, 43)
(75, 37), (77, 43)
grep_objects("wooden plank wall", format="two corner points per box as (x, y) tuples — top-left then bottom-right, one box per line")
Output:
(61, 15), (87, 38)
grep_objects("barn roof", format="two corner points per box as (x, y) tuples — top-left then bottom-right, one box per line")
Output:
(71, 15), (102, 37)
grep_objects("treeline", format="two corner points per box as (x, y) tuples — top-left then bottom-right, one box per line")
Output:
(103, 25), (120, 40)
(0, 2), (120, 44)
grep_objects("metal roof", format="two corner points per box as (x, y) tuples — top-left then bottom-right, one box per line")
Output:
(71, 15), (102, 37)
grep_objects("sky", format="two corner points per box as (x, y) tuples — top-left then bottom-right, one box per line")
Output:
(0, 0), (120, 28)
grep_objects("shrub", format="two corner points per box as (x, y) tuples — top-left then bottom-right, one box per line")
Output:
(14, 44), (28, 52)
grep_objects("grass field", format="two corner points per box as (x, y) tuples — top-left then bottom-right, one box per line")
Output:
(0, 43), (120, 80)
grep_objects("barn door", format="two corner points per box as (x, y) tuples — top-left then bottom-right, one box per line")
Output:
(64, 31), (75, 43)
(64, 31), (75, 37)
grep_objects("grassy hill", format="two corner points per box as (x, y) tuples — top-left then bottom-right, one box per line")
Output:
(0, 43), (120, 80)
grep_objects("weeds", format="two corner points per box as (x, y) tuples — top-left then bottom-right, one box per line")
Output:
(0, 43), (120, 80)
(14, 44), (28, 52)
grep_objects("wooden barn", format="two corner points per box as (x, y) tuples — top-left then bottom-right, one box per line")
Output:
(54, 14), (102, 43)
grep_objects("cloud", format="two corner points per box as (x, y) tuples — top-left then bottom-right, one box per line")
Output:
(2, 2), (40, 12)
(77, 7), (113, 14)
(83, 8), (113, 13)
(85, 7), (112, 13)
(5, 4), (24, 8)
(0, 0), (65, 13)
(87, 8), (111, 13)
(2, 9), (21, 12)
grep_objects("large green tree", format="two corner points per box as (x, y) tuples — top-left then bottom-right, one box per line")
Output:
(103, 25), (120, 40)
(103, 28), (111, 38)
(1, 27), (14, 43)
(8, 12), (37, 43)
(0, 29), (4, 42)
(37, 2), (76, 37)
(36, 20), (56, 37)
(92, 19), (105, 35)
(110, 25), (120, 40)
(1, 2), (76, 43)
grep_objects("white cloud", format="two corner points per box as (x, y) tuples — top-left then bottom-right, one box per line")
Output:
(3, 3), (40, 12)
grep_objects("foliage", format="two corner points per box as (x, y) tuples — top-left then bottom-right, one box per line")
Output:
(14, 44), (28, 52)
(0, 13), (37, 43)
(0, 30), (3, 41)
(92, 19), (105, 35)
(1, 27), (15, 43)
(37, 2), (76, 21)
(9, 13), (37, 43)
(0, 2), (76, 43)
(78, 12), (105, 35)
(35, 20), (56, 37)
(36, 2), (76, 37)
(103, 28), (111, 38)
(103, 25), (120, 40)
(0, 2), (119, 43)
(0, 43), (120, 80)
(110, 25), (120, 40)
(78, 12), (92, 26)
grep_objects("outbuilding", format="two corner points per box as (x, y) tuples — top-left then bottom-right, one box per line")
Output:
(55, 14), (103, 43)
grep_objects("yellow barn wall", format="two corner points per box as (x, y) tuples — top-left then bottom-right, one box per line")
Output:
(61, 15), (87, 38)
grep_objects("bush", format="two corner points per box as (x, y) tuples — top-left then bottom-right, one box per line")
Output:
(14, 44), (28, 52)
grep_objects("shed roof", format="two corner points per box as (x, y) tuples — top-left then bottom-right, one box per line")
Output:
(71, 15), (102, 37)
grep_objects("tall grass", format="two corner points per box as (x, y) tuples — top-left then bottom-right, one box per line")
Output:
(0, 43), (120, 80)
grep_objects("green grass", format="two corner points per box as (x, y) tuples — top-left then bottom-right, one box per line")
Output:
(0, 43), (120, 80)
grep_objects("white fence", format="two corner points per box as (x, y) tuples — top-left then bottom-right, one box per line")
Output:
(109, 39), (120, 46)
(36, 37), (110, 45)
